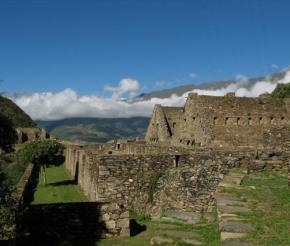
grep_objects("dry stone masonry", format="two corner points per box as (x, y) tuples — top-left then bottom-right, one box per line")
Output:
(16, 127), (48, 144)
(146, 93), (290, 148)
(64, 93), (290, 238)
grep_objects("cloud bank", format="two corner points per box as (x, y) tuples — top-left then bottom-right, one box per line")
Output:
(6, 70), (290, 120)
(104, 78), (139, 100)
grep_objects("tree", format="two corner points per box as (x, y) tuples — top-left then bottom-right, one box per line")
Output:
(16, 140), (65, 185)
(271, 83), (290, 98)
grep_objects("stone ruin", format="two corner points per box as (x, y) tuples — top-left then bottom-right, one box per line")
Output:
(146, 93), (290, 148)
(16, 127), (48, 144)
(0, 127), (48, 153)
(64, 93), (290, 237)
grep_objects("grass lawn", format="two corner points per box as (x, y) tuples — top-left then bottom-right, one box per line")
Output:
(225, 170), (290, 246)
(98, 213), (220, 246)
(32, 164), (86, 204)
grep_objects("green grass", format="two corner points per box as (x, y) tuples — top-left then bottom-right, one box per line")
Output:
(224, 171), (290, 246)
(98, 211), (219, 246)
(32, 164), (86, 204)
(98, 221), (159, 246)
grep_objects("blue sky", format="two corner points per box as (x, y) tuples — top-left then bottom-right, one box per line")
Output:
(0, 0), (290, 96)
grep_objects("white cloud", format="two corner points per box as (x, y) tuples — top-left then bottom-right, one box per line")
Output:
(272, 64), (279, 69)
(190, 70), (290, 98)
(8, 88), (185, 120)
(104, 78), (140, 99)
(6, 70), (290, 121)
(189, 73), (197, 80)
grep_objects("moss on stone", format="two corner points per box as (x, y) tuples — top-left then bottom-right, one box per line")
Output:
(148, 171), (162, 204)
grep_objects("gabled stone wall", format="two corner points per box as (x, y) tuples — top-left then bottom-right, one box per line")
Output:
(145, 93), (290, 148)
(145, 105), (176, 143)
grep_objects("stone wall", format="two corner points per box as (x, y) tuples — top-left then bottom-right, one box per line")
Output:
(15, 127), (47, 144)
(65, 141), (290, 231)
(14, 163), (39, 206)
(145, 105), (175, 143)
(247, 148), (290, 173)
(66, 145), (131, 237)
(66, 145), (270, 219)
(145, 93), (290, 148)
(65, 141), (187, 160)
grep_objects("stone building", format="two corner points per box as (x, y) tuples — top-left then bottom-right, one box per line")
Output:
(145, 93), (290, 148)
(16, 127), (48, 144)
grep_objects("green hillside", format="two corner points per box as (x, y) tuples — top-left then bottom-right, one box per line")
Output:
(36, 117), (150, 143)
(0, 95), (36, 127)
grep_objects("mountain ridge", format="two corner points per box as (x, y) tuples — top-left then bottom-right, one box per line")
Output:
(36, 117), (150, 143)
(135, 70), (288, 100)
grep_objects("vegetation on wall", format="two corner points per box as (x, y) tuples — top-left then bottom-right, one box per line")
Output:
(148, 171), (162, 204)
(0, 139), (65, 240)
(0, 152), (24, 186)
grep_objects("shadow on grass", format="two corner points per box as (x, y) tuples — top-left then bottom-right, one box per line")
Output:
(16, 202), (107, 246)
(48, 180), (77, 186)
(130, 219), (146, 237)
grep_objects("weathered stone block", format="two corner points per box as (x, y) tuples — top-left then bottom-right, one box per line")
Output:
(116, 218), (130, 228)
(101, 213), (110, 221)
(99, 170), (110, 176)
(105, 220), (116, 230)
(120, 211), (129, 219)
(120, 227), (130, 237)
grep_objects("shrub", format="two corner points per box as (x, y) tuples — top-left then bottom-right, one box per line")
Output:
(16, 140), (65, 167)
(16, 140), (65, 184)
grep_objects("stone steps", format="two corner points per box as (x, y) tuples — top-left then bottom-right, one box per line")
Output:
(215, 168), (254, 246)
(150, 221), (204, 245)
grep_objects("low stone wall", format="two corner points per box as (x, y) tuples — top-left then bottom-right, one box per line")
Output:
(65, 141), (186, 161)
(15, 163), (38, 206)
(247, 149), (290, 173)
